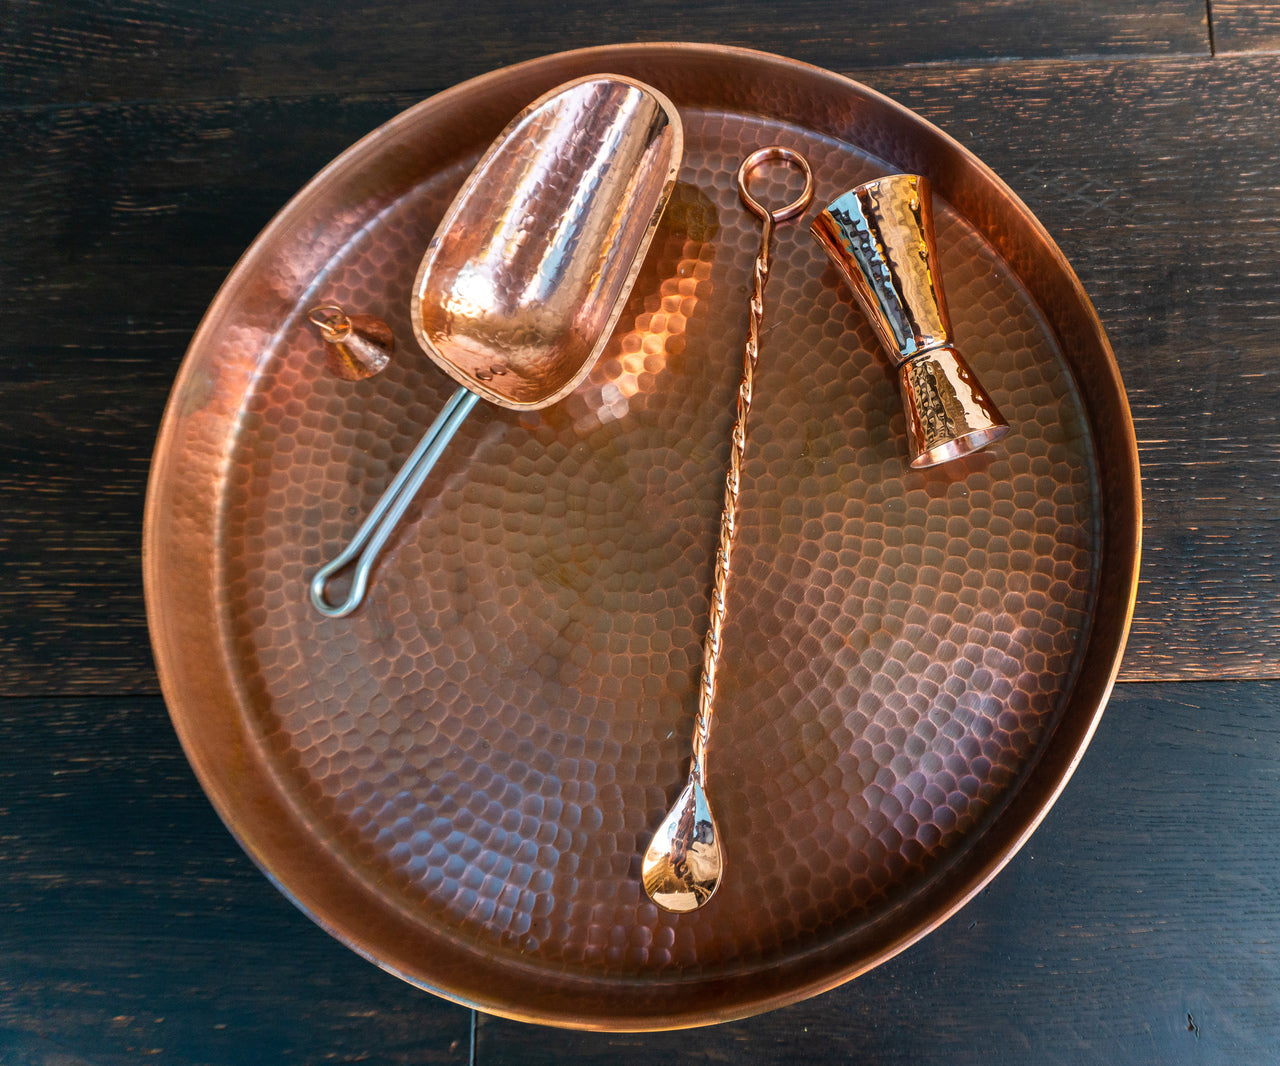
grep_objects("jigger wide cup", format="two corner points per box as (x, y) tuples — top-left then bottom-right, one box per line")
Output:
(811, 174), (1009, 468)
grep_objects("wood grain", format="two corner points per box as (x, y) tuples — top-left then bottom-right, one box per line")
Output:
(477, 680), (1280, 1063)
(0, 0), (1210, 108)
(4, 55), (1277, 693)
(1212, 2), (1280, 52)
(0, 695), (473, 1065)
(0, 93), (414, 697)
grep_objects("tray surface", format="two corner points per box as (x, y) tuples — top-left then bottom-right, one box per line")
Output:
(144, 44), (1139, 1030)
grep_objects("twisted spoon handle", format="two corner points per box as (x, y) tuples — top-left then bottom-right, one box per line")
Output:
(641, 147), (814, 914)
(690, 147), (813, 785)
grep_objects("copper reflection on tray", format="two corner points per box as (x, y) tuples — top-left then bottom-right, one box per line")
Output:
(143, 44), (1141, 1031)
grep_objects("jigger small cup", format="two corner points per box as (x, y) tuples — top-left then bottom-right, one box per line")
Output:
(811, 173), (1009, 468)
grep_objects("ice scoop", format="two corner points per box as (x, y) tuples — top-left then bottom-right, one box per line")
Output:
(311, 74), (683, 617)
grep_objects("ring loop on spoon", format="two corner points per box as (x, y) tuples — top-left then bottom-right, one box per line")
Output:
(735, 146), (814, 223)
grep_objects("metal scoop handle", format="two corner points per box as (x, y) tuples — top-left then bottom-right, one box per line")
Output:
(310, 385), (480, 617)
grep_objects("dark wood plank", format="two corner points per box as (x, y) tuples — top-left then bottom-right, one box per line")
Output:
(477, 679), (1280, 1063)
(0, 695), (473, 1065)
(4, 54), (1277, 693)
(0, 0), (1209, 108)
(1212, 2), (1280, 52)
(0, 93), (414, 697)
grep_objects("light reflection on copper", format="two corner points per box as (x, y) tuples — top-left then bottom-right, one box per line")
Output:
(571, 181), (719, 429)
(413, 78), (683, 409)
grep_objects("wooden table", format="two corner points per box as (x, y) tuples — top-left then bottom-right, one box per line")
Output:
(4, 2), (1278, 1061)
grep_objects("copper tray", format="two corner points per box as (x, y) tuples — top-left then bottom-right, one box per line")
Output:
(143, 44), (1141, 1030)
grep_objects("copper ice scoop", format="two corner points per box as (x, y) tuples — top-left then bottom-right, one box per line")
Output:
(311, 75), (683, 616)
(811, 174), (1008, 467)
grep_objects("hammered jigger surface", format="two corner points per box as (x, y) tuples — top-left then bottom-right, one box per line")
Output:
(812, 173), (1009, 467)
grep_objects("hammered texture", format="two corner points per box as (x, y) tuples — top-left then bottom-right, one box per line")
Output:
(213, 105), (1098, 988)
(414, 76), (680, 409)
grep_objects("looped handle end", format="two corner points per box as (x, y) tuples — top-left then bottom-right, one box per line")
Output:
(309, 556), (367, 618)
(736, 147), (814, 223)
(307, 386), (479, 620)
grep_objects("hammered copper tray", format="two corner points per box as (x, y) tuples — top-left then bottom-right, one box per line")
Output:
(143, 44), (1141, 1030)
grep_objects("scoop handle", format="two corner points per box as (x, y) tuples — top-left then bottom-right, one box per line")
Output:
(310, 385), (480, 617)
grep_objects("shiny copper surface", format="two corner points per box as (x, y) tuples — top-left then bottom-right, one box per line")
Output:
(898, 346), (1009, 466)
(144, 44), (1141, 1031)
(412, 75), (683, 410)
(812, 174), (1009, 467)
(307, 305), (395, 381)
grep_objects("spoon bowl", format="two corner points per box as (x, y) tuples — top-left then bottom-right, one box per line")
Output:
(642, 778), (722, 913)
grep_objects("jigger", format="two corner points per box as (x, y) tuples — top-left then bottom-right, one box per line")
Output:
(811, 174), (1009, 467)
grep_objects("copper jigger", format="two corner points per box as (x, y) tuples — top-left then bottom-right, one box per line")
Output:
(811, 174), (1009, 467)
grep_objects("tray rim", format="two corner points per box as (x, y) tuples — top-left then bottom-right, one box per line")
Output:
(143, 41), (1142, 1031)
